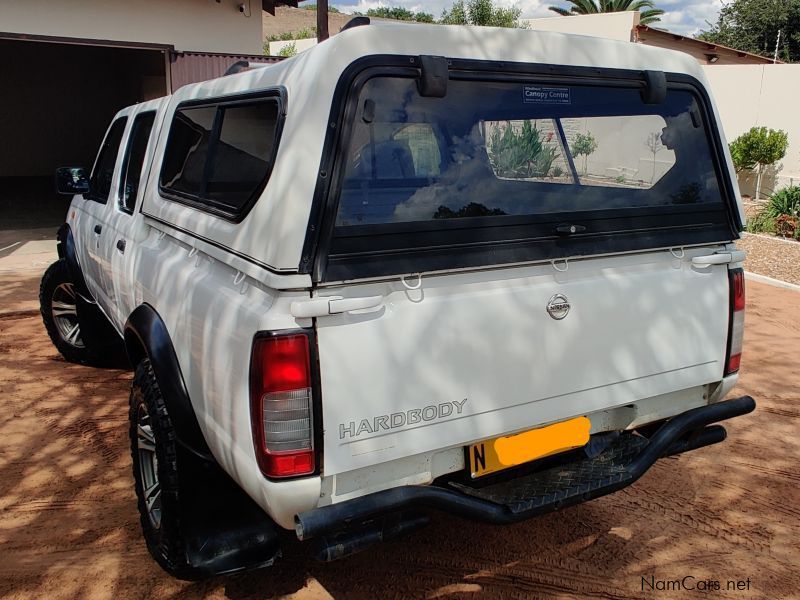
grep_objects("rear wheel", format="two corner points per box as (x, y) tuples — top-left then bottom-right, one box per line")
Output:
(39, 259), (96, 364)
(130, 359), (200, 580)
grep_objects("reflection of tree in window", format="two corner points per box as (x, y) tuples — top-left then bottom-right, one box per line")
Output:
(570, 132), (597, 176)
(645, 132), (663, 184)
(434, 202), (507, 219)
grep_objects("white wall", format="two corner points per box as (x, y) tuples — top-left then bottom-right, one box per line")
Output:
(521, 12), (639, 42)
(268, 38), (317, 56)
(703, 65), (800, 197)
(0, 0), (263, 54)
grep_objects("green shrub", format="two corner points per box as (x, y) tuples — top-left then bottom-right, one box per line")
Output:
(277, 42), (297, 58)
(488, 121), (559, 178)
(764, 186), (800, 219)
(746, 209), (776, 234)
(265, 27), (316, 42)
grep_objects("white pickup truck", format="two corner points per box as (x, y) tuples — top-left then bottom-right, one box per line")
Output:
(41, 20), (755, 579)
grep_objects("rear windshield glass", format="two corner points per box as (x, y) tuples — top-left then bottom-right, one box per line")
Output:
(322, 74), (735, 281)
(337, 78), (721, 226)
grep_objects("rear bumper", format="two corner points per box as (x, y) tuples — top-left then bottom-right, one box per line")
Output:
(296, 395), (755, 540)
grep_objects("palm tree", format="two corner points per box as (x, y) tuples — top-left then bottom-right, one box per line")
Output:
(549, 0), (664, 26)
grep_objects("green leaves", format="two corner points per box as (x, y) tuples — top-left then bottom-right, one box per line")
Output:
(488, 121), (560, 178)
(440, 0), (522, 27)
(571, 132), (598, 159)
(547, 0), (664, 25)
(698, 0), (800, 62)
(764, 186), (800, 219)
(570, 132), (598, 175)
(729, 126), (789, 172)
(364, 7), (435, 23)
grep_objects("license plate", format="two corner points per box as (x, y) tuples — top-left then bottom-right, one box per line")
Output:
(468, 416), (591, 478)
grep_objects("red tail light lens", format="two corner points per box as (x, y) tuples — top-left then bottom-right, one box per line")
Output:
(725, 269), (745, 375)
(250, 333), (315, 478)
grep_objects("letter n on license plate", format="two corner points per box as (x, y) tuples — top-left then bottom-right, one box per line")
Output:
(468, 416), (591, 478)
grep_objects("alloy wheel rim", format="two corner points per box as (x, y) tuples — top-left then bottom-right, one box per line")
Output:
(136, 402), (162, 530)
(51, 283), (84, 348)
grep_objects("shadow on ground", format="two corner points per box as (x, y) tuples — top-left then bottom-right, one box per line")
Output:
(0, 280), (798, 599)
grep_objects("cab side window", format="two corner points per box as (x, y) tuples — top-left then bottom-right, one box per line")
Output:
(88, 117), (128, 204)
(119, 112), (156, 213)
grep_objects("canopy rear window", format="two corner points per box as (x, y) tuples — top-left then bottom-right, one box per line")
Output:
(319, 71), (737, 281)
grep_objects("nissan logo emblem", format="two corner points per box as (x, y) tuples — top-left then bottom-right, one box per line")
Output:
(546, 294), (571, 320)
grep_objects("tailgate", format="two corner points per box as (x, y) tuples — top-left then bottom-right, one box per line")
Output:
(315, 248), (729, 476)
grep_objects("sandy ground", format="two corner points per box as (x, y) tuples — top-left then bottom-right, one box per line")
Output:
(1, 280), (799, 599)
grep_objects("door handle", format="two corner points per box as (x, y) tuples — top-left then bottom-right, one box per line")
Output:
(690, 250), (746, 268)
(94, 224), (102, 234)
(116, 239), (126, 253)
(290, 295), (384, 318)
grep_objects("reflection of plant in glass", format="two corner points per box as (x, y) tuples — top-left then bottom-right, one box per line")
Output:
(488, 120), (559, 178)
(645, 131), (663, 183)
(570, 132), (597, 176)
(434, 202), (507, 219)
(671, 182), (701, 204)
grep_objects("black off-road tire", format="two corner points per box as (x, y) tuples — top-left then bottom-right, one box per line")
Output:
(129, 358), (200, 580)
(39, 258), (98, 365)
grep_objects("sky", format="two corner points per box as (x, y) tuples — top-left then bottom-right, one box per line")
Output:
(330, 0), (723, 36)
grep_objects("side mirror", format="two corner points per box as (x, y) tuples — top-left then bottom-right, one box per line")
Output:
(55, 167), (90, 195)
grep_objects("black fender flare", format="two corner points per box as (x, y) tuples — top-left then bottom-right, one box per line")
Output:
(57, 223), (92, 300)
(124, 304), (212, 459)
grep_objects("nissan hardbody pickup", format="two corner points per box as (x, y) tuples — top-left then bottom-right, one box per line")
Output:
(41, 20), (755, 579)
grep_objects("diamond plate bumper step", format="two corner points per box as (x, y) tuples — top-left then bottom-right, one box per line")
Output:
(296, 396), (755, 541)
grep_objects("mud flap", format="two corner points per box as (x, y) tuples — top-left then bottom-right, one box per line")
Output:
(177, 451), (284, 577)
(74, 296), (129, 367)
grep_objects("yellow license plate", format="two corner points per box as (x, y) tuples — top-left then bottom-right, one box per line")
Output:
(468, 416), (591, 478)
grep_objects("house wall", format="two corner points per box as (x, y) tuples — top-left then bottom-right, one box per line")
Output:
(0, 0), (263, 54)
(638, 30), (772, 65)
(703, 65), (800, 197)
(521, 12), (639, 42)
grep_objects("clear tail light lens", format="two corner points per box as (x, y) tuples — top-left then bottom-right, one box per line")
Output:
(250, 333), (315, 478)
(725, 269), (745, 375)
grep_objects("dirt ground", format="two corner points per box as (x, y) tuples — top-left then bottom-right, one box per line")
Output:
(1, 280), (799, 600)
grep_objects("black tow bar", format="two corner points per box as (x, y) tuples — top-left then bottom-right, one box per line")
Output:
(296, 396), (756, 542)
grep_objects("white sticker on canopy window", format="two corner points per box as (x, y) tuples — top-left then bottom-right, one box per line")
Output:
(523, 86), (571, 104)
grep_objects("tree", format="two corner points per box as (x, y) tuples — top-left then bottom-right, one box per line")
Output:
(570, 132), (598, 176)
(440, 0), (522, 27)
(645, 131), (663, 183)
(698, 0), (800, 62)
(729, 127), (789, 200)
(548, 0), (664, 25)
(363, 7), (435, 23)
(302, 4), (340, 12)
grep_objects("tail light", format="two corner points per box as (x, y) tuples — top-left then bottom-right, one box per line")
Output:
(250, 332), (316, 478)
(725, 269), (745, 375)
